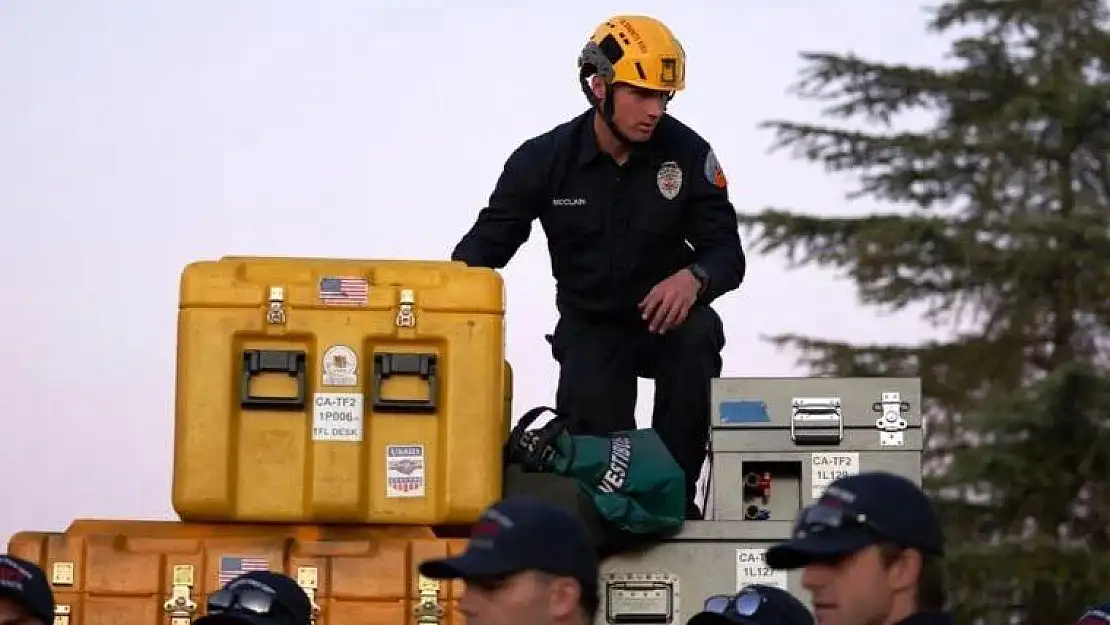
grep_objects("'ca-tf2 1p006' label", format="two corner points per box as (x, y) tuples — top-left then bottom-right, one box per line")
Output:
(312, 392), (364, 442)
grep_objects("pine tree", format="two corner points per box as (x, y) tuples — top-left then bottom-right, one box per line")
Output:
(739, 0), (1110, 621)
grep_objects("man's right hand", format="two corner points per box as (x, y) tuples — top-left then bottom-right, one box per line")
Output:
(638, 269), (701, 334)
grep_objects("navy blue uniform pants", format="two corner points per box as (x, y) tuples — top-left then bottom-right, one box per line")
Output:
(549, 305), (725, 515)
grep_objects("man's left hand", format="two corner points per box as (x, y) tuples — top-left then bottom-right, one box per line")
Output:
(638, 269), (701, 334)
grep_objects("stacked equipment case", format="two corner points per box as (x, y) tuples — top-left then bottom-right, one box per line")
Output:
(5, 255), (925, 625)
(595, 376), (924, 625)
(9, 256), (513, 625)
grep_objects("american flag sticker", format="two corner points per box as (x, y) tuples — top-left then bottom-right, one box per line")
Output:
(218, 556), (270, 584)
(318, 276), (369, 306)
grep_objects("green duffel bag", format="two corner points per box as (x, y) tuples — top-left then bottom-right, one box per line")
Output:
(504, 406), (686, 537)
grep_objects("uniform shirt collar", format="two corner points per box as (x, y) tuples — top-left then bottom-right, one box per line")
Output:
(577, 110), (601, 166)
(576, 109), (657, 167)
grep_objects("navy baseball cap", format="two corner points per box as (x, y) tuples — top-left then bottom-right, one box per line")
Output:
(1078, 604), (1110, 625)
(687, 585), (814, 625)
(419, 496), (599, 586)
(196, 571), (313, 625)
(0, 555), (54, 624)
(766, 471), (944, 570)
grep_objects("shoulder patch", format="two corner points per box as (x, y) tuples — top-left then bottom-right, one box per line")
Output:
(704, 148), (727, 189)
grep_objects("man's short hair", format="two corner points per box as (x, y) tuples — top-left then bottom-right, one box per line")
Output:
(877, 542), (947, 611)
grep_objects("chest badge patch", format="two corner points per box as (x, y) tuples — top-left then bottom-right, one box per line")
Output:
(656, 161), (683, 200)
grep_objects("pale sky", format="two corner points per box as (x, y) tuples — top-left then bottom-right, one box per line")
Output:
(0, 1), (951, 544)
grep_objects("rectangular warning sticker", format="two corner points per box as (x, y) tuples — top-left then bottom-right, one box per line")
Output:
(385, 444), (426, 498)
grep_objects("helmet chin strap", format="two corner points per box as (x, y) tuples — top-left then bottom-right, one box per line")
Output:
(599, 84), (634, 147)
(579, 70), (634, 147)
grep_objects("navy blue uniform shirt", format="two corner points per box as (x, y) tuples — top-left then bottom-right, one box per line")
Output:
(452, 109), (746, 320)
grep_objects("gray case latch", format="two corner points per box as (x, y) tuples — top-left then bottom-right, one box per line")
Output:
(790, 397), (843, 446)
(873, 392), (910, 447)
(604, 573), (678, 625)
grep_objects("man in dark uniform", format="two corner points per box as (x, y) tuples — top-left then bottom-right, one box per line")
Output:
(419, 496), (601, 625)
(765, 472), (953, 625)
(450, 15), (745, 519)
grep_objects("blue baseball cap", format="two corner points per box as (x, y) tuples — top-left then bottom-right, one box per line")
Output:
(196, 571), (313, 625)
(0, 555), (54, 625)
(687, 585), (813, 625)
(419, 496), (599, 585)
(1078, 604), (1110, 625)
(766, 472), (944, 570)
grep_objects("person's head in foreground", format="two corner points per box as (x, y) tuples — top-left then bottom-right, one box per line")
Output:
(1078, 604), (1110, 625)
(687, 584), (814, 625)
(0, 555), (53, 625)
(765, 472), (950, 625)
(195, 571), (313, 625)
(419, 495), (600, 625)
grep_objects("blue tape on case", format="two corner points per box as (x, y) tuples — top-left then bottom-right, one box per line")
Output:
(719, 400), (771, 423)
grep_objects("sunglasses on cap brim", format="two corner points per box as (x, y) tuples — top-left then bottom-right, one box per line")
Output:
(702, 587), (770, 618)
(790, 501), (890, 540)
(206, 588), (295, 620)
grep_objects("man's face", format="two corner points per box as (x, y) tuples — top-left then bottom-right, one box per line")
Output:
(458, 571), (580, 625)
(592, 80), (668, 142)
(801, 545), (914, 625)
(0, 597), (39, 625)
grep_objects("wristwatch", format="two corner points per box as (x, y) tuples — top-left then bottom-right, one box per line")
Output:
(688, 263), (709, 294)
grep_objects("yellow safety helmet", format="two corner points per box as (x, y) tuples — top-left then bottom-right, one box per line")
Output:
(577, 15), (687, 94)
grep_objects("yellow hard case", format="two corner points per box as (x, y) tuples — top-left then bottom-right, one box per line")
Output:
(172, 256), (509, 525)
